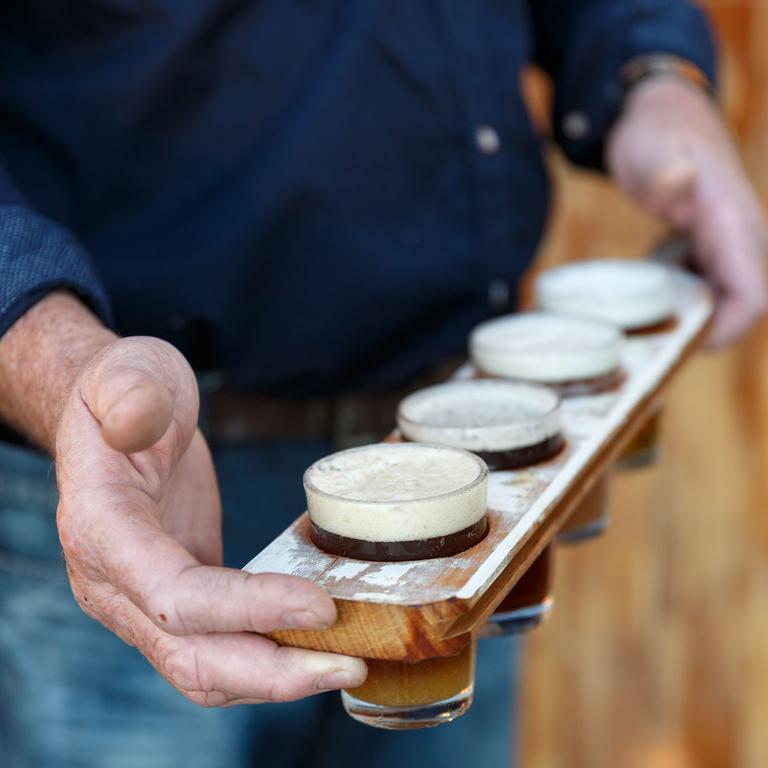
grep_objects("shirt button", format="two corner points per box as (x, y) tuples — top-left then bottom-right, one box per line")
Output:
(488, 279), (510, 310)
(562, 111), (591, 140)
(475, 125), (501, 155)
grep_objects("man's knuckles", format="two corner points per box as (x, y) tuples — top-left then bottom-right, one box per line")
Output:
(151, 633), (208, 694)
(183, 690), (232, 708)
(148, 636), (304, 706)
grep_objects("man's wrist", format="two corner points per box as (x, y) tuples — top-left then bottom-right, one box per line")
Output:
(0, 291), (117, 452)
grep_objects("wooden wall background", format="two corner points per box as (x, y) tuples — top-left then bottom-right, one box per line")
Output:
(518, 4), (768, 767)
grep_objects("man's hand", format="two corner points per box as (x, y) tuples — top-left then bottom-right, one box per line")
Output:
(54, 335), (366, 706)
(607, 77), (768, 347)
(0, 295), (366, 706)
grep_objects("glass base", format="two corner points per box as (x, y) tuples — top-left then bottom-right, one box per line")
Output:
(558, 513), (610, 544)
(616, 409), (663, 470)
(479, 596), (554, 638)
(341, 687), (474, 730)
(615, 444), (660, 470)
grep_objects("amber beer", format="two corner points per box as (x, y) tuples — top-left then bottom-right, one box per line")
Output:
(346, 634), (476, 712)
(470, 311), (622, 542)
(536, 259), (676, 468)
(304, 443), (488, 729)
(617, 407), (664, 469)
(481, 544), (555, 637)
(559, 475), (610, 544)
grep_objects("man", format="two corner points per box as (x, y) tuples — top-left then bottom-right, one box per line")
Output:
(0, 2), (764, 767)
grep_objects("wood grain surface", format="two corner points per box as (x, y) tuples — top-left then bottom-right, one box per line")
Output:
(518, 5), (768, 767)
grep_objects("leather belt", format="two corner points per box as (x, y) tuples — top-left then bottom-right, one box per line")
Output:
(206, 391), (400, 447)
(204, 358), (464, 448)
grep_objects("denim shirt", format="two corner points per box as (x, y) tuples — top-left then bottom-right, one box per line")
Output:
(0, 1), (715, 395)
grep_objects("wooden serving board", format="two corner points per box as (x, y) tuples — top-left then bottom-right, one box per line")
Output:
(243, 271), (714, 661)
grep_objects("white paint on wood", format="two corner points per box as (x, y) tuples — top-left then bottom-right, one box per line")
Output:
(243, 272), (712, 608)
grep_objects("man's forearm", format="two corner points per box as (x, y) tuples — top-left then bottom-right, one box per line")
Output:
(0, 292), (117, 452)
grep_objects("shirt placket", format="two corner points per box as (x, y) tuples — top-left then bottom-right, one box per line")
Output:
(440, 0), (518, 315)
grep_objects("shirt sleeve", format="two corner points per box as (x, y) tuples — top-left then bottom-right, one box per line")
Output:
(0, 164), (113, 338)
(528, 0), (718, 169)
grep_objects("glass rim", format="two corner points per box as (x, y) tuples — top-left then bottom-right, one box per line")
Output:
(397, 379), (561, 438)
(469, 311), (624, 357)
(303, 442), (489, 506)
(536, 259), (673, 299)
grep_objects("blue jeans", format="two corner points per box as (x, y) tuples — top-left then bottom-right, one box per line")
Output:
(0, 438), (519, 768)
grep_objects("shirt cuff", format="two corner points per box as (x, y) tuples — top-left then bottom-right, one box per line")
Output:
(552, 4), (717, 169)
(0, 205), (114, 338)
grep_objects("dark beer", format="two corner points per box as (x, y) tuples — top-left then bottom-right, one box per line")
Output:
(309, 518), (488, 561)
(474, 433), (564, 471)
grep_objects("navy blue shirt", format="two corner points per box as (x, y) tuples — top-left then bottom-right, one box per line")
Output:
(0, 1), (715, 396)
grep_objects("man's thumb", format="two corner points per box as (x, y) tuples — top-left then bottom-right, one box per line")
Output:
(83, 339), (197, 454)
(96, 372), (174, 453)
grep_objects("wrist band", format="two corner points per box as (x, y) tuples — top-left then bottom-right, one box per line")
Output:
(619, 54), (714, 100)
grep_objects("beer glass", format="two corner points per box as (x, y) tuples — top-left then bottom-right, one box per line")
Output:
(305, 443), (488, 728)
(536, 259), (675, 468)
(470, 311), (623, 542)
(397, 379), (563, 636)
(397, 379), (564, 471)
(558, 475), (611, 544)
(616, 406), (664, 469)
(480, 544), (555, 637)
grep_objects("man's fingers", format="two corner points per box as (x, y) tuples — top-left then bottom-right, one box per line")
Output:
(68, 469), (336, 637)
(97, 516), (338, 635)
(704, 253), (767, 348)
(707, 295), (763, 348)
(90, 589), (366, 705)
(645, 161), (696, 203)
(140, 565), (340, 636)
(693, 200), (768, 348)
(643, 162), (698, 226)
(151, 632), (367, 704)
(621, 151), (698, 225)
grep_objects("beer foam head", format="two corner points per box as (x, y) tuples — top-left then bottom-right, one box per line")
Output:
(470, 312), (622, 383)
(304, 443), (488, 542)
(398, 380), (561, 452)
(535, 260), (675, 329)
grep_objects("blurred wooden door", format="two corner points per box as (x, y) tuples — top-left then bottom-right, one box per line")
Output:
(518, 5), (768, 768)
